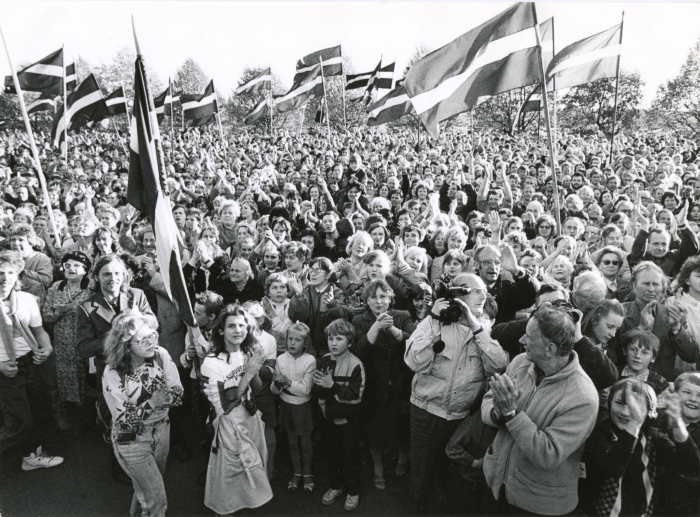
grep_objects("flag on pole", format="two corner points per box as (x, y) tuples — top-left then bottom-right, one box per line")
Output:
(545, 23), (622, 90)
(27, 93), (56, 116)
(65, 63), (76, 92)
(243, 97), (269, 125)
(367, 84), (414, 126)
(376, 62), (395, 90)
(127, 51), (195, 327)
(346, 62), (395, 91)
(295, 45), (342, 80)
(315, 96), (327, 124)
(154, 85), (181, 122)
(50, 74), (109, 150)
(4, 48), (64, 95)
(511, 86), (542, 134)
(539, 17), (554, 72)
(105, 86), (128, 116)
(361, 59), (382, 106)
(275, 65), (323, 113)
(403, 2), (540, 139)
(181, 80), (218, 128)
(165, 89), (181, 117)
(235, 68), (271, 95)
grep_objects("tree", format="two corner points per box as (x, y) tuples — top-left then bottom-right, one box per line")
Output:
(91, 46), (162, 100)
(649, 37), (700, 138)
(473, 87), (536, 135)
(557, 70), (644, 136)
(220, 66), (286, 132)
(174, 58), (209, 95)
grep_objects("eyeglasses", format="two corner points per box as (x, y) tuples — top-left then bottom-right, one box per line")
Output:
(602, 260), (620, 266)
(133, 331), (158, 348)
(479, 259), (501, 267)
(309, 267), (327, 274)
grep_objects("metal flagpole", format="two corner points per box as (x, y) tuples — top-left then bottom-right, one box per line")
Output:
(1, 24), (62, 247)
(62, 44), (69, 164)
(110, 116), (128, 156)
(318, 56), (331, 140)
(533, 11), (562, 232)
(609, 12), (625, 167)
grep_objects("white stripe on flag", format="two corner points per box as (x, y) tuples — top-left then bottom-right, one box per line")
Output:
(274, 77), (322, 105)
(235, 74), (271, 94)
(65, 74), (76, 82)
(377, 71), (394, 80)
(369, 94), (410, 118)
(68, 90), (104, 117)
(155, 105), (164, 114)
(106, 97), (126, 106)
(25, 63), (63, 77)
(297, 56), (342, 74)
(182, 93), (216, 111)
(548, 44), (622, 77)
(410, 26), (538, 115)
(28, 98), (53, 110)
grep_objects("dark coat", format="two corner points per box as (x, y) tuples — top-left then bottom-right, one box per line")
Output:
(486, 271), (539, 325)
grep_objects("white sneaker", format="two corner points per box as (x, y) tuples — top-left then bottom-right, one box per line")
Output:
(21, 447), (64, 471)
(322, 488), (344, 505)
(344, 493), (360, 511)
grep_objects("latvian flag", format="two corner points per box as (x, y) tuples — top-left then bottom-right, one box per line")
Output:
(235, 68), (271, 95)
(295, 45), (342, 81)
(361, 60), (382, 106)
(315, 96), (327, 124)
(66, 63), (76, 93)
(50, 74), (109, 150)
(181, 80), (218, 128)
(275, 65), (323, 113)
(105, 86), (128, 116)
(126, 53), (195, 328)
(367, 84), (414, 126)
(546, 23), (622, 90)
(4, 48), (64, 95)
(346, 62), (395, 91)
(511, 86), (542, 134)
(243, 97), (269, 125)
(154, 85), (181, 122)
(403, 3), (541, 139)
(28, 93), (56, 116)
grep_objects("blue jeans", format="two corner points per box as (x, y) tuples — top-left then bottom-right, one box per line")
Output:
(113, 419), (170, 517)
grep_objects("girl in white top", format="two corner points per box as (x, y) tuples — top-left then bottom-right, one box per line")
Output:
(271, 322), (317, 493)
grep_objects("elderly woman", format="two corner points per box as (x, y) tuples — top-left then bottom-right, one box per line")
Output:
(201, 305), (273, 515)
(209, 257), (264, 306)
(42, 251), (93, 407)
(591, 245), (631, 300)
(103, 311), (183, 517)
(543, 255), (574, 289)
(352, 279), (416, 489)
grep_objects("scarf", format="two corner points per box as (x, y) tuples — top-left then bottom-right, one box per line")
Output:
(0, 290), (40, 362)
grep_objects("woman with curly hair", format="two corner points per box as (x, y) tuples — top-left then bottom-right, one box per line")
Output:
(92, 227), (121, 264)
(103, 311), (183, 517)
(201, 304), (273, 515)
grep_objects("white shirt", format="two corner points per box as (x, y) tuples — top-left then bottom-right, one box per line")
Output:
(0, 292), (41, 362)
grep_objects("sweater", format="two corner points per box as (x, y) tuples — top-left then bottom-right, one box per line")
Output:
(314, 350), (365, 425)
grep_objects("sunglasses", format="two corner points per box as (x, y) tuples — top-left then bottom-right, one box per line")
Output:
(602, 260), (620, 266)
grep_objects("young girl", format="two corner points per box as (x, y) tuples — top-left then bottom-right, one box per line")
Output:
(271, 323), (317, 494)
(442, 250), (468, 280)
(620, 329), (669, 395)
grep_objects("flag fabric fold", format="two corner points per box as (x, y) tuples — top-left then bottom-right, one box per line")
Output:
(127, 54), (195, 327)
(50, 74), (109, 150)
(315, 96), (327, 124)
(28, 93), (56, 116)
(403, 2), (540, 138)
(105, 86), (128, 117)
(275, 65), (323, 113)
(346, 62), (395, 91)
(65, 63), (76, 93)
(295, 45), (342, 80)
(362, 59), (383, 106)
(243, 97), (269, 125)
(511, 86), (542, 134)
(181, 80), (218, 128)
(154, 85), (181, 122)
(4, 48), (64, 95)
(545, 23), (622, 90)
(367, 84), (414, 126)
(235, 68), (271, 95)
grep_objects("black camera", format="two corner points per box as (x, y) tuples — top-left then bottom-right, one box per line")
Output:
(432, 274), (472, 324)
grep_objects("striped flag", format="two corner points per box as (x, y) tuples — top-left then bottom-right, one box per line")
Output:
(181, 80), (218, 128)
(403, 3), (541, 139)
(367, 84), (414, 126)
(295, 45), (342, 81)
(50, 74), (109, 150)
(235, 68), (271, 95)
(511, 86), (542, 133)
(362, 59), (382, 106)
(315, 96), (326, 124)
(126, 53), (195, 328)
(4, 48), (64, 95)
(66, 63), (76, 92)
(105, 86), (128, 116)
(346, 62), (395, 91)
(154, 84), (181, 122)
(546, 23), (622, 90)
(275, 65), (323, 113)
(243, 97), (269, 125)
(28, 93), (56, 116)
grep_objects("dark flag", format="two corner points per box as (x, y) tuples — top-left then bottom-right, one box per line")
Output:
(403, 3), (541, 138)
(50, 74), (109, 150)
(27, 93), (56, 116)
(243, 97), (269, 125)
(295, 45), (342, 81)
(154, 85), (180, 122)
(367, 84), (414, 126)
(275, 65), (323, 113)
(126, 53), (195, 328)
(65, 63), (76, 92)
(181, 80), (218, 128)
(4, 48), (63, 95)
(235, 68), (271, 95)
(105, 86), (128, 116)
(362, 59), (383, 106)
(315, 96), (326, 124)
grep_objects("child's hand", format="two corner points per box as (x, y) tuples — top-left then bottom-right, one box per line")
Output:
(313, 369), (334, 388)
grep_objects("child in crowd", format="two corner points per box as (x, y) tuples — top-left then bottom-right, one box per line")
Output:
(620, 329), (669, 395)
(271, 322), (317, 494)
(262, 273), (293, 356)
(314, 319), (366, 512)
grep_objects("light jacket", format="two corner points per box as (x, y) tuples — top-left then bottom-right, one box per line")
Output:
(481, 352), (598, 516)
(405, 315), (507, 421)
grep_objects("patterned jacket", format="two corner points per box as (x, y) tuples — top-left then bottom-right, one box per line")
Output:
(314, 350), (365, 425)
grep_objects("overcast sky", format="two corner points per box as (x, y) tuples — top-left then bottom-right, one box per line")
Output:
(2, 1), (699, 106)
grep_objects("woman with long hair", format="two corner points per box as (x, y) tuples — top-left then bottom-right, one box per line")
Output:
(92, 227), (120, 264)
(201, 305), (273, 515)
(103, 311), (183, 517)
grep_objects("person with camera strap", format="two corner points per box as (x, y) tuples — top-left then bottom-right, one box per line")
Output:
(404, 272), (508, 514)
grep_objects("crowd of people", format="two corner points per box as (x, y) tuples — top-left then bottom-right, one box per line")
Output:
(1, 119), (700, 517)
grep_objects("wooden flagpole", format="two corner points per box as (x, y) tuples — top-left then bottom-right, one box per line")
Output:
(318, 56), (331, 140)
(609, 11), (625, 167)
(213, 82), (227, 159)
(340, 43), (347, 133)
(268, 64), (274, 136)
(533, 11), (562, 232)
(168, 77), (174, 159)
(121, 82), (131, 127)
(62, 44), (69, 164)
(299, 104), (305, 138)
(110, 116), (128, 156)
(1, 25), (61, 247)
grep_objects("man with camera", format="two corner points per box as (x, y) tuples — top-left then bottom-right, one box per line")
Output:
(405, 273), (508, 514)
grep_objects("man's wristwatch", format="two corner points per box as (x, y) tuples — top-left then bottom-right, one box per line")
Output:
(504, 408), (517, 421)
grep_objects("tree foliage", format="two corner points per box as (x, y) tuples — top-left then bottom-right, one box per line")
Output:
(556, 70), (644, 137)
(649, 37), (700, 138)
(473, 87), (536, 135)
(174, 58), (209, 95)
(91, 47), (163, 100)
(220, 66), (286, 132)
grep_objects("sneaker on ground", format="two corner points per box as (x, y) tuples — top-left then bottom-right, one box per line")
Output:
(322, 488), (344, 505)
(21, 447), (64, 471)
(344, 494), (360, 511)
